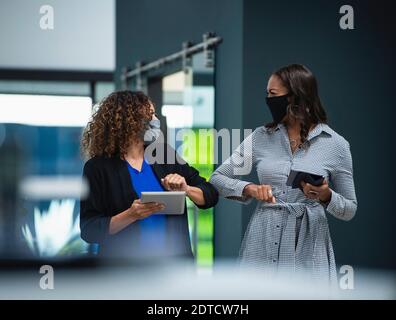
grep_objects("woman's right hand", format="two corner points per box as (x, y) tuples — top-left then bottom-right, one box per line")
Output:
(243, 184), (276, 203)
(109, 200), (165, 235)
(129, 199), (165, 220)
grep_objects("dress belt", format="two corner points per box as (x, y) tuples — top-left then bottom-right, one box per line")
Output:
(259, 200), (324, 273)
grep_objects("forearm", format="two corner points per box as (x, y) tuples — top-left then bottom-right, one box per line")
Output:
(186, 185), (205, 206)
(109, 208), (137, 235)
(209, 171), (252, 203)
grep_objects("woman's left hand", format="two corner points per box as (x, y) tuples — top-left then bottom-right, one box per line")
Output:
(301, 179), (332, 203)
(161, 173), (188, 192)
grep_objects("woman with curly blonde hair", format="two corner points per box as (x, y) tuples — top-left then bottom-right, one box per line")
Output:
(80, 90), (218, 258)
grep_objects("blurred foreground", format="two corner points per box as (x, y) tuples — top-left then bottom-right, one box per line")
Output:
(0, 257), (394, 299)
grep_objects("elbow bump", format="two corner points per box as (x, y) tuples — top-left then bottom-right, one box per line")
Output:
(200, 193), (219, 209)
(201, 184), (220, 207)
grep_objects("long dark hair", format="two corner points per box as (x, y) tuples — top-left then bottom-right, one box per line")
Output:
(266, 64), (328, 146)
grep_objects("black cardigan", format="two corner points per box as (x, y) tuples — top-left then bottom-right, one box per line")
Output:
(80, 143), (218, 258)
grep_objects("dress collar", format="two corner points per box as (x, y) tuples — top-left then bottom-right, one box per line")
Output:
(275, 122), (332, 141)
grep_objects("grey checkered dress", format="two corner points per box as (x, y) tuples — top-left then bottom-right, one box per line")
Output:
(209, 123), (357, 284)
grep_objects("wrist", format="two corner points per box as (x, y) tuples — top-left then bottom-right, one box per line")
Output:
(243, 184), (254, 197)
(319, 189), (332, 203)
(127, 207), (138, 222)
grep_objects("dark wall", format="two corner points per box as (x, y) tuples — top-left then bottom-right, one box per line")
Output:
(116, 0), (246, 258)
(242, 0), (396, 269)
(116, 0), (396, 269)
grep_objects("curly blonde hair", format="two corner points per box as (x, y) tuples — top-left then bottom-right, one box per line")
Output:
(81, 90), (152, 159)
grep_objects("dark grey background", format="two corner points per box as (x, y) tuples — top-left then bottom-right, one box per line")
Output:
(116, 0), (395, 270)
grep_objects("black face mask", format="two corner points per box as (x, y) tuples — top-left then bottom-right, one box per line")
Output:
(265, 93), (290, 124)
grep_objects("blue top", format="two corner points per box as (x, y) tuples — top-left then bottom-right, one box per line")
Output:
(126, 159), (166, 252)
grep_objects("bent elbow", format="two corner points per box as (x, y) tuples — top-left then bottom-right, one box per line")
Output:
(196, 183), (219, 209)
(208, 172), (220, 187)
(343, 200), (358, 222)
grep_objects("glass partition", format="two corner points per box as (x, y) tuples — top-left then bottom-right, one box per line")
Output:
(160, 52), (215, 267)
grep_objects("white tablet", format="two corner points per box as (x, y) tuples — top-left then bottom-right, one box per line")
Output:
(140, 191), (186, 215)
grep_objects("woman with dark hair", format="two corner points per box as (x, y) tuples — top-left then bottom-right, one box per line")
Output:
(210, 64), (357, 284)
(80, 90), (218, 259)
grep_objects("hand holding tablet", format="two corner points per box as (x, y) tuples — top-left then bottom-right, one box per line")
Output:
(140, 191), (186, 215)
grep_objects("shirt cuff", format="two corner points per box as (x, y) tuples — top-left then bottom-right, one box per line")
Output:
(225, 181), (253, 204)
(324, 189), (342, 216)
